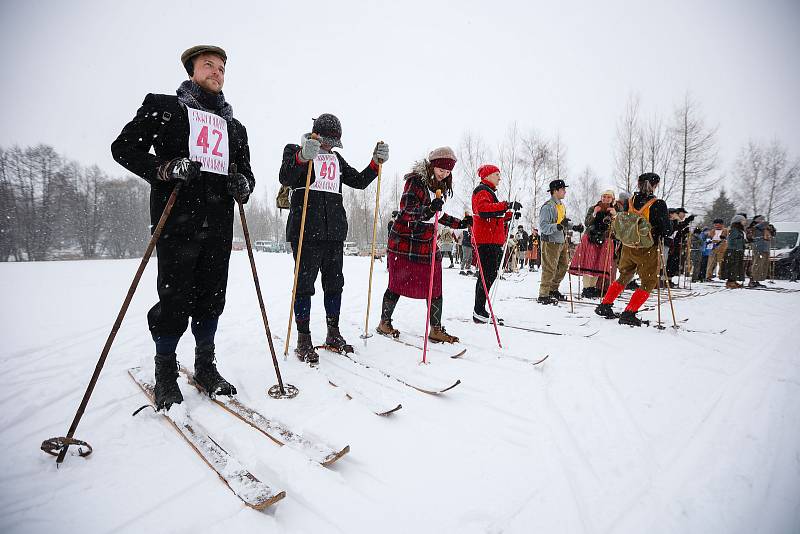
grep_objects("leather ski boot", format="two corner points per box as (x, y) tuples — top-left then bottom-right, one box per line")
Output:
(154, 353), (183, 411)
(537, 295), (559, 305)
(550, 290), (567, 301)
(295, 333), (319, 364)
(595, 303), (619, 319)
(376, 319), (400, 338)
(325, 316), (353, 354)
(618, 310), (643, 327)
(194, 344), (237, 397)
(428, 325), (459, 343)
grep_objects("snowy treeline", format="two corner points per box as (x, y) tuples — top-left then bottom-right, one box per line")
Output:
(0, 144), (152, 261)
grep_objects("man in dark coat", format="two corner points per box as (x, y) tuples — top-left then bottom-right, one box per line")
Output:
(279, 114), (388, 363)
(111, 45), (254, 410)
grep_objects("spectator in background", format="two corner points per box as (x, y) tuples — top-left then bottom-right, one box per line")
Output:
(724, 214), (746, 288)
(705, 219), (728, 281)
(747, 215), (774, 287)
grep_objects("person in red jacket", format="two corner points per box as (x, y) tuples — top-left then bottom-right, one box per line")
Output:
(471, 164), (521, 323)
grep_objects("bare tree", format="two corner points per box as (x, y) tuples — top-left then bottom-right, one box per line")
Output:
(456, 131), (490, 213)
(733, 139), (800, 220)
(613, 94), (641, 194)
(672, 93), (719, 208)
(520, 130), (552, 229)
(571, 166), (601, 225)
(73, 164), (106, 258)
(497, 122), (523, 201)
(549, 132), (569, 183)
(641, 115), (680, 204)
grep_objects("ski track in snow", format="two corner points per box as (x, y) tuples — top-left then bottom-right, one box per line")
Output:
(1, 256), (799, 533)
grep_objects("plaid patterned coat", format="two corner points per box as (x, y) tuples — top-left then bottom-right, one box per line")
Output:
(388, 168), (463, 264)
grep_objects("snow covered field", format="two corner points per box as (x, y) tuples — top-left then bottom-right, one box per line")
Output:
(1, 253), (799, 534)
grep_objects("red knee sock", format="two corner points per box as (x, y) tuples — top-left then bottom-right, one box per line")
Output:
(625, 289), (650, 312)
(601, 281), (624, 304)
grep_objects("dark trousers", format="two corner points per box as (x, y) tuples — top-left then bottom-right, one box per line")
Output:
(148, 230), (232, 337)
(291, 240), (344, 323)
(474, 244), (503, 313)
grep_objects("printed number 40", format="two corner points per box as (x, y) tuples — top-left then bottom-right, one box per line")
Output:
(196, 126), (224, 156)
(320, 161), (337, 180)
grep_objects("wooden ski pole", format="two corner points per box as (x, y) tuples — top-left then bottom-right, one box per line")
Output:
(422, 190), (442, 364)
(45, 181), (183, 465)
(659, 240), (678, 328)
(565, 231), (575, 314)
(361, 152), (384, 341)
(236, 178), (297, 399)
(284, 136), (317, 357)
(656, 241), (664, 329)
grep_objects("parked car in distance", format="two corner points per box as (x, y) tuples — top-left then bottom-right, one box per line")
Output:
(343, 241), (360, 256)
(254, 240), (284, 253)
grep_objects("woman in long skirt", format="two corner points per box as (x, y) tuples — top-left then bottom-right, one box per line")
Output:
(376, 147), (471, 343)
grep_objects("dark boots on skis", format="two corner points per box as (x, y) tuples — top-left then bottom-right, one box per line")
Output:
(595, 303), (619, 319)
(550, 290), (567, 302)
(295, 332), (320, 364)
(154, 353), (183, 411)
(325, 316), (353, 353)
(194, 344), (237, 397)
(618, 310), (643, 327)
(537, 295), (559, 305)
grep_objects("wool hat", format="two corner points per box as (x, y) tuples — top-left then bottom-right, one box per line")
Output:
(478, 164), (500, 180)
(601, 189), (615, 197)
(713, 218), (724, 224)
(675, 207), (688, 214)
(753, 214), (765, 222)
(548, 179), (568, 192)
(668, 208), (677, 214)
(312, 114), (343, 149)
(730, 214), (746, 225)
(618, 191), (631, 202)
(181, 45), (227, 75)
(428, 146), (457, 171)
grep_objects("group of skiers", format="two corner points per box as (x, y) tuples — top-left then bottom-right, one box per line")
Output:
(110, 45), (785, 411)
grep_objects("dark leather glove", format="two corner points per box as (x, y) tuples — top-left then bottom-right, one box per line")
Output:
(508, 201), (523, 211)
(686, 214), (696, 223)
(458, 215), (473, 228)
(430, 197), (444, 213)
(158, 157), (201, 183)
(513, 212), (522, 219)
(556, 224), (564, 231)
(573, 223), (585, 233)
(227, 172), (252, 203)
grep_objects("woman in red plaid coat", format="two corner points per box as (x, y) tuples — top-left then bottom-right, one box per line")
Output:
(376, 147), (472, 343)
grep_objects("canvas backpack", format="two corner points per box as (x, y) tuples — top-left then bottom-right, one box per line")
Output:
(612, 197), (658, 248)
(276, 185), (291, 211)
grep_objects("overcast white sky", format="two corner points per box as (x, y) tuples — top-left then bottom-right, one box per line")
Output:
(2, 0), (798, 204)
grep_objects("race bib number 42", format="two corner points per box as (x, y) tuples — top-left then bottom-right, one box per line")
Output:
(187, 108), (229, 175)
(310, 153), (341, 194)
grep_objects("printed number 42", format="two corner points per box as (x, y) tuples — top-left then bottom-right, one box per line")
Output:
(196, 126), (224, 156)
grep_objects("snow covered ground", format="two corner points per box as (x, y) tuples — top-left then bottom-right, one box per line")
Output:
(1, 252), (799, 534)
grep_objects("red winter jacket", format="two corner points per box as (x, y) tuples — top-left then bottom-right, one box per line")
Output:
(471, 179), (511, 245)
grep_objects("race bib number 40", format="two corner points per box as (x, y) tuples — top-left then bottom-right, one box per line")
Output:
(310, 153), (341, 194)
(187, 108), (229, 175)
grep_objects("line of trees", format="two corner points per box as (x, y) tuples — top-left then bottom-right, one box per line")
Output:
(4, 95), (798, 262)
(0, 144), (151, 261)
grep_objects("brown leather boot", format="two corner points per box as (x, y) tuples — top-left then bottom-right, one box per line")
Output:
(376, 319), (400, 338)
(428, 325), (459, 344)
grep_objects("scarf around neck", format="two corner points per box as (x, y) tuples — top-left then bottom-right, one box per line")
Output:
(176, 80), (233, 121)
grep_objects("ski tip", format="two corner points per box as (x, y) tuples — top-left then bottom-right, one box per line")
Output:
(450, 349), (468, 359)
(321, 444), (351, 466)
(376, 404), (403, 416)
(251, 490), (287, 510)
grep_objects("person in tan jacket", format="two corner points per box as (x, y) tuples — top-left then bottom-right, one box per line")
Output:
(705, 218), (729, 280)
